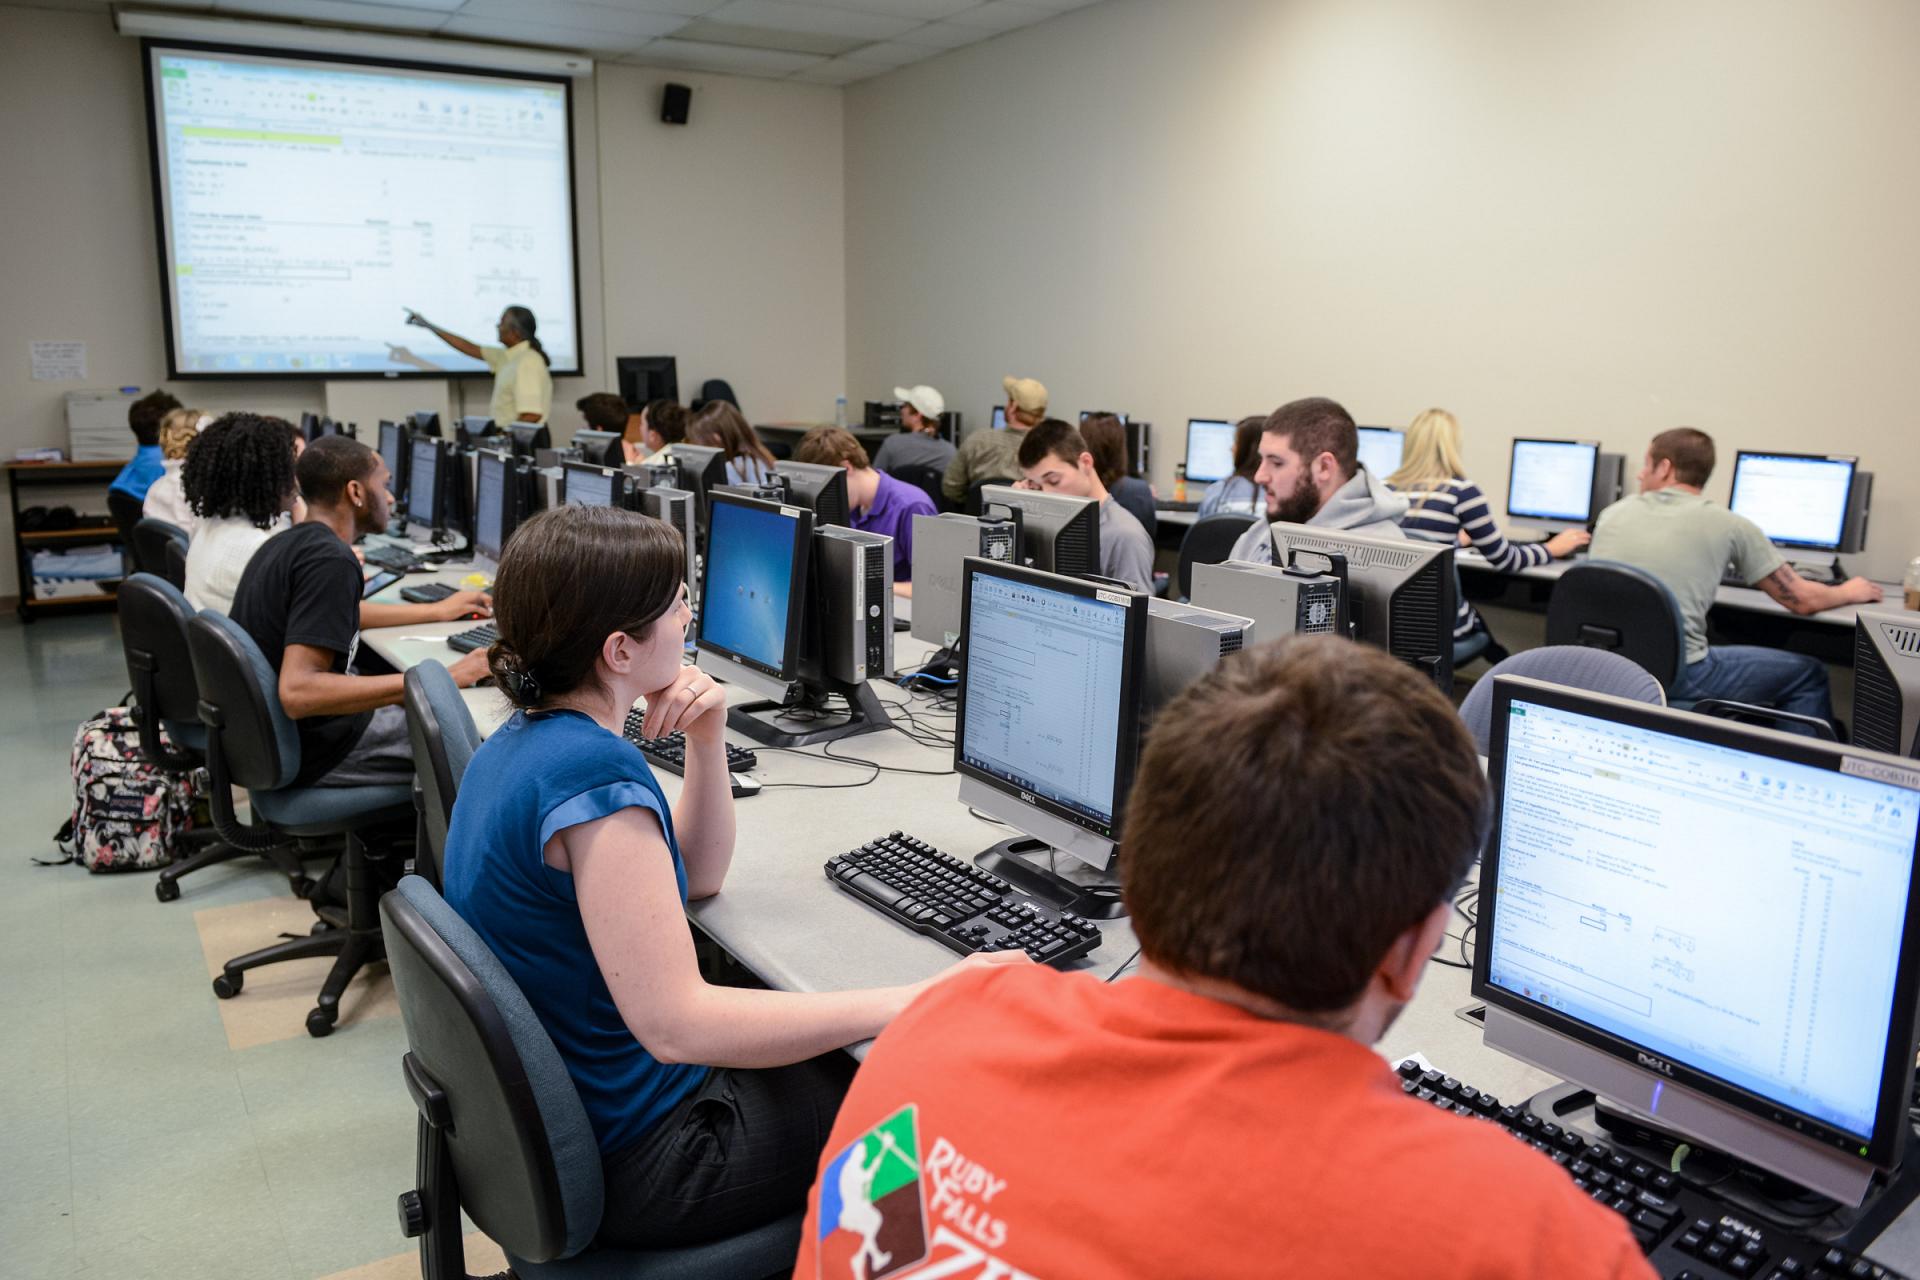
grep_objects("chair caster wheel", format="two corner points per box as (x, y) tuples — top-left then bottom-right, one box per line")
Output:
(291, 875), (317, 899)
(306, 1007), (336, 1038)
(212, 971), (243, 999)
(155, 878), (180, 903)
(310, 920), (337, 935)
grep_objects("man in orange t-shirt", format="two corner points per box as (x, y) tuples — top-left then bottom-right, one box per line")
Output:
(793, 636), (1656, 1279)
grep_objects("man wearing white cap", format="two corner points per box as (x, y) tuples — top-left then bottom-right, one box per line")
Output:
(943, 375), (1046, 505)
(872, 384), (956, 476)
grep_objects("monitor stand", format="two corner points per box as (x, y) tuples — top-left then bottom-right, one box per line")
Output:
(727, 677), (892, 749)
(1522, 1082), (1920, 1251)
(974, 837), (1128, 920)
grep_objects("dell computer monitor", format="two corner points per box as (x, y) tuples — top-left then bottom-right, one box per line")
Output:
(406, 436), (444, 530)
(458, 415), (495, 445)
(377, 421), (410, 518)
(978, 485), (1101, 579)
(1266, 523), (1456, 696)
(774, 459), (851, 528)
(696, 492), (812, 694)
(664, 443), (728, 529)
(508, 423), (552, 459)
(1506, 438), (1601, 527)
(1475, 676), (1920, 1205)
(1729, 451), (1864, 554)
(1853, 608), (1920, 759)
(1184, 419), (1238, 484)
(572, 428), (624, 469)
(561, 461), (625, 510)
(472, 449), (510, 566)
(410, 411), (442, 438)
(954, 559), (1148, 875)
(1356, 426), (1405, 479)
(616, 355), (678, 409)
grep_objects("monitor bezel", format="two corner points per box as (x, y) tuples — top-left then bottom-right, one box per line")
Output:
(952, 558), (1148, 845)
(377, 421), (411, 512)
(694, 491), (813, 683)
(1183, 418), (1237, 484)
(1505, 436), (1601, 524)
(571, 428), (625, 469)
(405, 435), (444, 528)
(1729, 450), (1860, 553)
(1473, 675), (1920, 1170)
(559, 460), (625, 510)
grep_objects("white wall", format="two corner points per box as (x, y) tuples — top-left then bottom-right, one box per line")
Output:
(0, 9), (843, 598)
(845, 0), (1920, 584)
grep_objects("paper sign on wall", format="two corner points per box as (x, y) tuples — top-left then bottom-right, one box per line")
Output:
(31, 341), (87, 382)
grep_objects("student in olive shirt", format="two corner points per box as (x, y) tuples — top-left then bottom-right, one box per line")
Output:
(1016, 418), (1156, 593)
(943, 375), (1046, 505)
(1589, 428), (1881, 731)
(228, 436), (493, 786)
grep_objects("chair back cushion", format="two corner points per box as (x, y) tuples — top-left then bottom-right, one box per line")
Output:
(1458, 645), (1667, 755)
(1544, 560), (1688, 690)
(162, 537), (189, 591)
(383, 876), (603, 1261)
(1178, 513), (1256, 599)
(131, 518), (190, 579)
(119, 573), (204, 731)
(185, 610), (301, 791)
(403, 661), (484, 888)
(890, 463), (945, 512)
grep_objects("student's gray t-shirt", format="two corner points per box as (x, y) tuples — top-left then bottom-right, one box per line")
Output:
(1100, 496), (1156, 593)
(1589, 489), (1783, 665)
(872, 431), (957, 475)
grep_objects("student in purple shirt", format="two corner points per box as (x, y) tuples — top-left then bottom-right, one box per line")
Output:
(793, 426), (936, 596)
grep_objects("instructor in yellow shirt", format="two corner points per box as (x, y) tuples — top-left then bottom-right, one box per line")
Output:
(403, 304), (553, 425)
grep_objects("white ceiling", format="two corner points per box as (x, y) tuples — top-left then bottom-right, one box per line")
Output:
(7, 0), (1107, 83)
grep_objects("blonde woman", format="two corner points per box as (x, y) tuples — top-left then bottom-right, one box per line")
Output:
(141, 406), (209, 534)
(1388, 409), (1588, 654)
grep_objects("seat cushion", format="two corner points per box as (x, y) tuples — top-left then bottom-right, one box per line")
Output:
(250, 783), (413, 834)
(506, 1211), (803, 1280)
(160, 719), (207, 753)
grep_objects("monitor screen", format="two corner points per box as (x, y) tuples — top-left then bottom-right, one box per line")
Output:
(1729, 452), (1857, 552)
(1184, 419), (1237, 484)
(563, 464), (617, 509)
(1483, 691), (1920, 1150)
(378, 422), (404, 491)
(958, 567), (1133, 830)
(1507, 438), (1599, 523)
(1356, 426), (1404, 478)
(699, 497), (808, 678)
(406, 438), (439, 525)
(474, 451), (507, 560)
(992, 405), (1007, 431)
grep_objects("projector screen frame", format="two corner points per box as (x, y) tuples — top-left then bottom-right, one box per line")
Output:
(140, 36), (585, 382)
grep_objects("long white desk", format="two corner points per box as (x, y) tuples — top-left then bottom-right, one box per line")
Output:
(357, 561), (1920, 1268)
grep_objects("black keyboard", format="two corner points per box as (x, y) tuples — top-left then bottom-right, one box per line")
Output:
(622, 710), (757, 775)
(826, 830), (1103, 967)
(400, 582), (458, 604)
(1395, 1060), (1907, 1279)
(364, 544), (427, 573)
(445, 624), (498, 654)
(1155, 498), (1202, 512)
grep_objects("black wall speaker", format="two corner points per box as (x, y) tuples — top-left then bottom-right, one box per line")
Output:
(661, 83), (691, 126)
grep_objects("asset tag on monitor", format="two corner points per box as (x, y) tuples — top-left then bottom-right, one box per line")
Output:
(1842, 757), (1920, 791)
(780, 506), (801, 519)
(1095, 589), (1128, 605)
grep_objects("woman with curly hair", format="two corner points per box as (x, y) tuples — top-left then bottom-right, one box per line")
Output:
(182, 412), (304, 614)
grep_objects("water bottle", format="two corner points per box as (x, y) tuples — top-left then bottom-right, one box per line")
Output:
(834, 396), (848, 429)
(1904, 554), (1920, 612)
(1173, 463), (1188, 504)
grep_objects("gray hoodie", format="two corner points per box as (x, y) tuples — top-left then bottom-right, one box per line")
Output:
(1227, 465), (1410, 564)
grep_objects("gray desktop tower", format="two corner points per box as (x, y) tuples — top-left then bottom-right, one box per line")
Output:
(638, 485), (698, 603)
(814, 526), (894, 685)
(909, 513), (1018, 646)
(1592, 452), (1626, 517)
(1852, 608), (1920, 758)
(1189, 559), (1343, 641)
(1144, 598), (1253, 715)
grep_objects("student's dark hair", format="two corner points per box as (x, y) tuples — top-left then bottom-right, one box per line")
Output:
(644, 399), (687, 445)
(129, 389), (183, 447)
(1078, 413), (1128, 488)
(688, 401), (775, 470)
(793, 426), (870, 470)
(180, 412), (299, 528)
(1649, 427), (1716, 487)
(487, 505), (686, 710)
(1122, 636), (1489, 1019)
(1015, 418), (1089, 471)
(297, 434), (380, 506)
(576, 392), (628, 433)
(501, 305), (550, 367)
(1232, 414), (1266, 478)
(1264, 397), (1358, 480)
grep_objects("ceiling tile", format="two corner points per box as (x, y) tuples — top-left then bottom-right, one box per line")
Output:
(438, 13), (632, 50)
(674, 19), (863, 55)
(891, 18), (988, 47)
(1012, 0), (1102, 9)
(453, 0), (687, 37)
(703, 0), (918, 41)
(770, 0), (975, 17)
(839, 38), (941, 66)
(787, 57), (883, 85)
(624, 37), (826, 75)
(212, 0), (447, 29)
(343, 0), (468, 13)
(940, 0), (1052, 31)
(0, 0), (130, 11)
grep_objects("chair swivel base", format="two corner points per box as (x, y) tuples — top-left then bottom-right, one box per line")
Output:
(156, 833), (314, 903)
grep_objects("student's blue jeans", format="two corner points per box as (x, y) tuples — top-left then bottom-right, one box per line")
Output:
(1671, 645), (1833, 735)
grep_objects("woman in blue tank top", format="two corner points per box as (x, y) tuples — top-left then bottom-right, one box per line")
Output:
(441, 504), (1020, 1250)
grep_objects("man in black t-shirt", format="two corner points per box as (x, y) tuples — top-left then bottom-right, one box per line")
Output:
(229, 436), (492, 787)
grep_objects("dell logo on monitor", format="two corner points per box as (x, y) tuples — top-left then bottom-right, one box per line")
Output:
(1637, 1052), (1674, 1077)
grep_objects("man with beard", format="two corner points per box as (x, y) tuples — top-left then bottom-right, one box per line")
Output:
(791, 636), (1652, 1279)
(1227, 396), (1409, 564)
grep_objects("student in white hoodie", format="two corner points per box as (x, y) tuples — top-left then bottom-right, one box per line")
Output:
(1228, 397), (1410, 564)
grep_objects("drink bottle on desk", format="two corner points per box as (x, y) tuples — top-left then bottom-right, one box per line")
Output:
(1174, 464), (1188, 504)
(1905, 554), (1920, 611)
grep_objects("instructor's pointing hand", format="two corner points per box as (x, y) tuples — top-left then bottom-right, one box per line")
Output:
(404, 308), (429, 328)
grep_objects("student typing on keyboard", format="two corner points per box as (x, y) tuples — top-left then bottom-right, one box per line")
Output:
(793, 637), (1653, 1280)
(438, 504), (1024, 1253)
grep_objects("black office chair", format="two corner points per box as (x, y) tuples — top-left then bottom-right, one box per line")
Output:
(889, 463), (947, 513)
(691, 379), (739, 413)
(1544, 560), (1689, 694)
(1458, 647), (1667, 755)
(402, 661), (483, 891)
(130, 517), (189, 580)
(118, 574), (309, 902)
(187, 611), (415, 1037)
(965, 479), (1021, 517)
(1176, 513), (1256, 600)
(762, 439), (792, 461)
(108, 488), (146, 570)
(382, 875), (805, 1278)
(162, 536), (189, 592)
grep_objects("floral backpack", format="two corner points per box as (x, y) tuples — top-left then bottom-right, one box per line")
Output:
(47, 708), (203, 873)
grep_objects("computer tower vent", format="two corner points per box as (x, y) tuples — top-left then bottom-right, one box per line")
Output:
(1852, 629), (1903, 755)
(1884, 622), (1920, 657)
(1388, 571), (1442, 668)
(1220, 631), (1243, 655)
(1056, 522), (1096, 576)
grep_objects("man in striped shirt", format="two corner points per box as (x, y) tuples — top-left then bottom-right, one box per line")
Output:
(1398, 481), (1586, 643)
